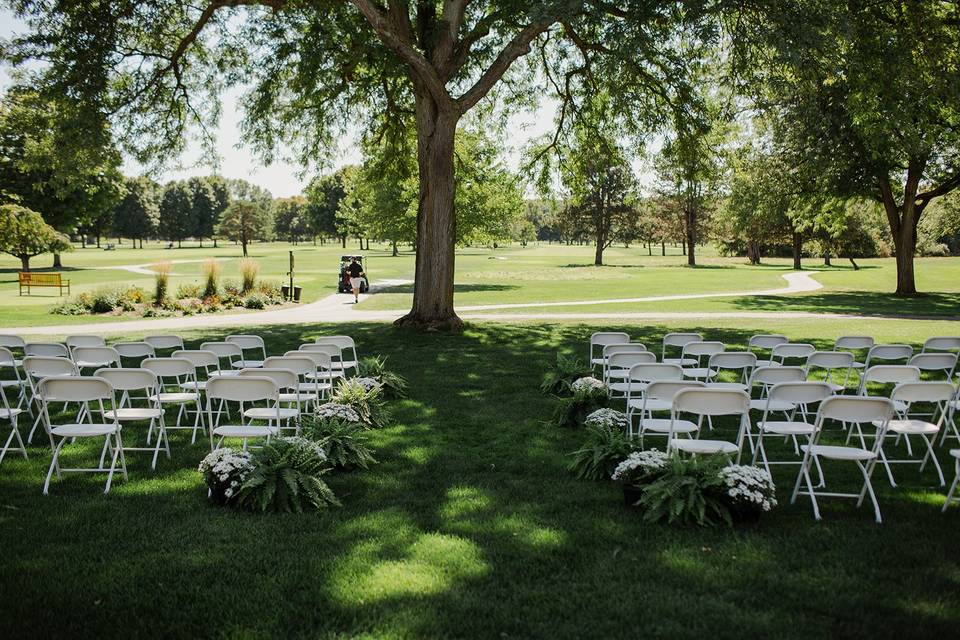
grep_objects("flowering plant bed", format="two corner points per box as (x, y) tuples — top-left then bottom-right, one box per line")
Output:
(552, 377), (610, 428)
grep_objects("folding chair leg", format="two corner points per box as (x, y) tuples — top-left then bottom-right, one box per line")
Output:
(855, 460), (882, 524)
(943, 459), (960, 512)
(0, 417), (28, 464)
(877, 446), (897, 487)
(43, 439), (66, 495)
(918, 436), (945, 485)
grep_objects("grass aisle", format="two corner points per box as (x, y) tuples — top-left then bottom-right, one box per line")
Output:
(0, 323), (958, 638)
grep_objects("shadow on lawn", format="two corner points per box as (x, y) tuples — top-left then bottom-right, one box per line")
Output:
(2, 323), (959, 638)
(374, 282), (520, 294)
(732, 290), (960, 318)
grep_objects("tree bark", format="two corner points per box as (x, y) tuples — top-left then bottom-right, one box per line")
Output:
(53, 253), (62, 268)
(395, 94), (461, 331)
(792, 231), (802, 270)
(20, 255), (30, 271)
(661, 242), (665, 257)
(685, 209), (696, 266)
(823, 250), (831, 266)
(747, 241), (761, 265)
(878, 170), (922, 295)
(392, 240), (398, 257)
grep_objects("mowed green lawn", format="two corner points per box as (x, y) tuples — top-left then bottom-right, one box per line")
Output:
(1, 322), (959, 638)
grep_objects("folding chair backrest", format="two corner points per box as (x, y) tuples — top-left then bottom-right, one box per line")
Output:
(25, 343), (70, 358)
(661, 332), (702, 359)
(608, 352), (657, 371)
(65, 335), (106, 349)
(590, 332), (630, 360)
(206, 376), (278, 403)
(890, 381), (956, 405)
(922, 336), (960, 353)
(866, 344), (913, 365)
(300, 344), (341, 360)
(646, 380), (705, 400)
(709, 352), (756, 371)
(835, 335), (874, 351)
(200, 342), (244, 368)
(806, 351), (855, 370)
(316, 335), (356, 352)
(750, 365), (806, 386)
(226, 334), (266, 353)
(748, 334), (788, 350)
(0, 346), (17, 367)
(71, 346), (121, 368)
(628, 363), (683, 383)
(39, 376), (113, 403)
(603, 343), (648, 359)
(683, 341), (725, 359)
(94, 368), (159, 392)
(239, 367), (297, 391)
(908, 353), (958, 376)
(112, 342), (156, 360)
(768, 381), (834, 405)
(771, 343), (816, 362)
(862, 365), (921, 386)
(173, 349), (220, 370)
(23, 356), (78, 379)
(287, 349), (333, 372)
(141, 357), (195, 380)
(263, 356), (315, 378)
(143, 335), (185, 351)
(0, 335), (26, 351)
(673, 388), (750, 417)
(817, 396), (894, 424)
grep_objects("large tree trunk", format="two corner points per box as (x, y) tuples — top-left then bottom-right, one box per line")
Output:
(823, 250), (831, 266)
(747, 241), (761, 265)
(20, 255), (30, 271)
(792, 231), (803, 270)
(685, 209), (696, 266)
(396, 95), (460, 331)
(594, 222), (606, 266)
(879, 171), (922, 295)
(53, 253), (62, 268)
(392, 240), (398, 257)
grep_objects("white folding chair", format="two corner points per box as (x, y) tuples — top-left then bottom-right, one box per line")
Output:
(22, 356), (79, 444)
(0, 334), (26, 358)
(299, 344), (346, 381)
(791, 396), (895, 523)
(748, 334), (788, 360)
(921, 336), (960, 354)
(661, 332), (703, 366)
(704, 352), (757, 391)
(864, 344), (913, 369)
(752, 381), (834, 481)
(943, 450), (960, 512)
(71, 346), (121, 372)
(200, 342), (244, 376)
(748, 366), (809, 416)
(634, 380), (705, 444)
(206, 376), (281, 451)
(624, 363), (684, 428)
(65, 335), (106, 352)
(853, 365), (921, 447)
(141, 357), (205, 443)
(873, 382), (954, 487)
(0, 346), (28, 415)
(143, 335), (185, 354)
(941, 384), (960, 447)
(38, 376), (127, 495)
(95, 368), (169, 469)
(908, 353), (958, 380)
(589, 332), (630, 371)
(238, 368), (301, 433)
(667, 388), (751, 461)
(0, 358), (26, 466)
(266, 355), (330, 408)
(768, 343), (816, 367)
(25, 342), (70, 359)
(315, 336), (359, 375)
(284, 350), (338, 394)
(835, 335), (875, 371)
(680, 341), (726, 379)
(112, 342), (156, 365)
(606, 351), (657, 394)
(805, 351), (856, 393)
(601, 343), (648, 382)
(226, 335), (267, 368)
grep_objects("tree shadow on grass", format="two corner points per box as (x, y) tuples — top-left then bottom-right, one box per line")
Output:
(374, 283), (520, 295)
(731, 291), (960, 319)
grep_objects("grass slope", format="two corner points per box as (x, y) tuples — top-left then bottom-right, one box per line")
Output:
(1, 322), (958, 639)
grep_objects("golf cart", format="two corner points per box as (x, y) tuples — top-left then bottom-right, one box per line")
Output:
(338, 255), (369, 293)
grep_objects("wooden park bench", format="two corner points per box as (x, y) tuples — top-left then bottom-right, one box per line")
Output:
(19, 272), (71, 296)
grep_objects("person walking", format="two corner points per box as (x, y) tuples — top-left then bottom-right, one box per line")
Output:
(347, 257), (365, 304)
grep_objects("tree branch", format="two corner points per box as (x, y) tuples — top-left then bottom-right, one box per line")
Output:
(433, 0), (469, 74)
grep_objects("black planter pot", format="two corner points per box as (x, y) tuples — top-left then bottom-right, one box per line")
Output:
(729, 504), (762, 525)
(622, 485), (644, 508)
(208, 483), (230, 506)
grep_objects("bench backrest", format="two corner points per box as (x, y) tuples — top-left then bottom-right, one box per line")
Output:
(19, 272), (62, 285)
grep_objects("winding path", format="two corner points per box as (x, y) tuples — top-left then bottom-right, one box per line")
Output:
(8, 271), (941, 337)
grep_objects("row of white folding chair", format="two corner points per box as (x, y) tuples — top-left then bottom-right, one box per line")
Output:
(589, 332), (631, 370)
(206, 376), (283, 451)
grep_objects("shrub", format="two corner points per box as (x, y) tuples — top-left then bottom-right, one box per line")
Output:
(50, 301), (88, 316)
(234, 436), (340, 513)
(584, 408), (629, 431)
(302, 416), (377, 471)
(258, 279), (284, 303)
(315, 402), (362, 425)
(239, 257), (259, 293)
(198, 448), (254, 504)
(718, 465), (777, 516)
(202, 258), (221, 297)
(153, 261), (172, 305)
(89, 287), (121, 313)
(177, 283), (203, 299)
(567, 424), (640, 480)
(332, 378), (391, 428)
(244, 292), (269, 309)
(552, 378), (609, 428)
(357, 355), (408, 399)
(636, 455), (732, 527)
(610, 450), (670, 486)
(541, 352), (591, 396)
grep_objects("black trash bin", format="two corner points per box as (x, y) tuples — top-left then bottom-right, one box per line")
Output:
(281, 285), (290, 300)
(293, 286), (302, 303)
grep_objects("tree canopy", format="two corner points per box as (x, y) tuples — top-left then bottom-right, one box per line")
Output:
(0, 204), (72, 271)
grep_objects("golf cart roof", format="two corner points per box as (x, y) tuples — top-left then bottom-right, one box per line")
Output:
(341, 255), (364, 261)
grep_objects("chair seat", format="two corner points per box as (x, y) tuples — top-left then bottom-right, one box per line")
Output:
(331, 360), (358, 371)
(611, 382), (647, 394)
(606, 370), (630, 381)
(231, 360), (264, 369)
(305, 371), (344, 381)
(629, 398), (673, 412)
(298, 382), (332, 393)
(51, 423), (118, 438)
(749, 399), (796, 412)
(591, 357), (606, 366)
(213, 425), (278, 439)
(824, 382), (847, 393)
(683, 368), (716, 379)
(950, 449), (960, 460)
(639, 418), (698, 434)
(664, 358), (697, 366)
(75, 360), (115, 369)
(151, 392), (199, 404)
(851, 361), (866, 369)
(878, 419), (939, 435)
(671, 439), (739, 455)
(802, 444), (875, 461)
(243, 407), (299, 420)
(104, 407), (163, 421)
(278, 392), (307, 404)
(759, 420), (815, 435)
(180, 381), (207, 391)
(0, 379), (23, 388)
(707, 382), (748, 392)
(0, 407), (23, 419)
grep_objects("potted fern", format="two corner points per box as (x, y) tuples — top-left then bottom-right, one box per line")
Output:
(552, 377), (610, 428)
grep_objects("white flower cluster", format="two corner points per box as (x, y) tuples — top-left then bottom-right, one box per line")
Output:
(198, 448), (254, 498)
(719, 465), (777, 511)
(316, 402), (361, 424)
(571, 376), (607, 393)
(585, 408), (629, 431)
(611, 449), (669, 481)
(277, 435), (327, 461)
(353, 377), (381, 392)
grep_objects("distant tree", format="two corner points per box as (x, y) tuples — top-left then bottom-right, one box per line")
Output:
(206, 176), (231, 247)
(186, 177), (218, 247)
(217, 200), (273, 257)
(305, 169), (351, 246)
(273, 196), (309, 244)
(0, 204), (72, 271)
(158, 181), (194, 248)
(113, 176), (160, 248)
